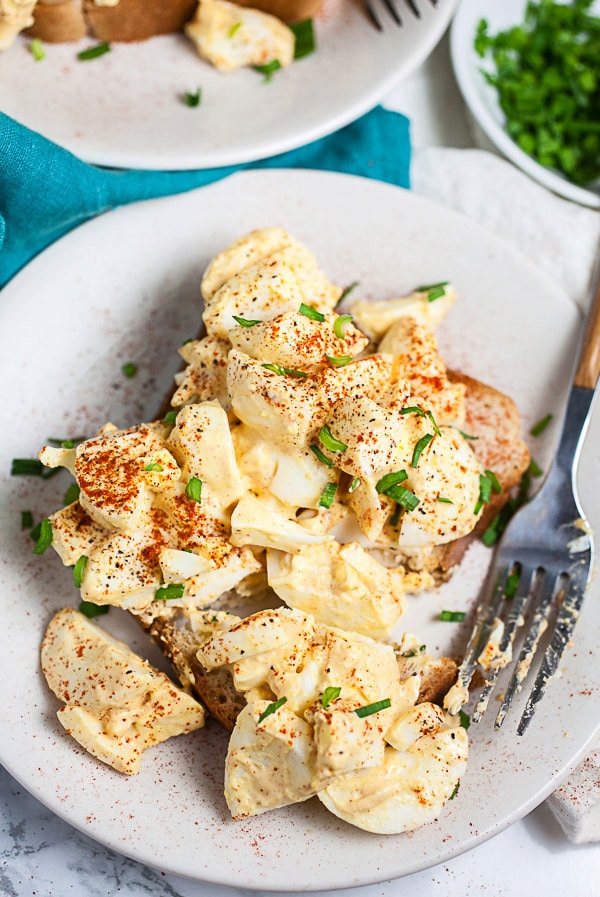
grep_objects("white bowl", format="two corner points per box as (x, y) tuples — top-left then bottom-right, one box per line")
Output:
(450, 0), (600, 209)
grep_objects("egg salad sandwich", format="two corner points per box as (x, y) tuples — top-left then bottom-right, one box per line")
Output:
(37, 226), (530, 834)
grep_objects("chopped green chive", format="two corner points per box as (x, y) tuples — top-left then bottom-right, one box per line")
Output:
(290, 18), (315, 59)
(73, 555), (88, 588)
(21, 510), (34, 530)
(184, 88), (202, 107)
(414, 281), (448, 302)
(402, 644), (427, 658)
(228, 21), (242, 37)
(233, 315), (261, 327)
(474, 470), (501, 515)
(458, 429), (480, 441)
(29, 521), (42, 543)
(484, 469), (502, 494)
(29, 38), (45, 61)
(389, 504), (402, 528)
(449, 780), (461, 800)
(63, 482), (80, 505)
(411, 433), (434, 468)
(459, 710), (470, 730)
(122, 362), (137, 378)
(164, 410), (178, 424)
(185, 477), (202, 503)
(11, 458), (50, 477)
(440, 610), (467, 622)
(258, 696), (287, 723)
(386, 485), (420, 511)
(144, 462), (163, 472)
(155, 583), (185, 601)
(427, 410), (442, 437)
(318, 482), (337, 509)
(262, 363), (307, 377)
(77, 42), (111, 61)
(354, 698), (391, 718)
(33, 518), (52, 555)
(319, 424), (348, 453)
(348, 476), (361, 493)
(309, 444), (335, 467)
(437, 496), (454, 504)
(298, 302), (324, 322)
(325, 355), (353, 367)
(376, 470), (408, 494)
(400, 405), (426, 417)
(253, 59), (281, 81)
(504, 566), (521, 600)
(337, 281), (359, 304)
(333, 314), (353, 340)
(79, 601), (109, 618)
(321, 686), (341, 708)
(47, 436), (86, 447)
(529, 457), (543, 477)
(530, 414), (553, 436)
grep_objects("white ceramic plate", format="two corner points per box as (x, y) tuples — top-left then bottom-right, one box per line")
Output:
(0, 170), (598, 891)
(450, 0), (600, 209)
(0, 0), (457, 170)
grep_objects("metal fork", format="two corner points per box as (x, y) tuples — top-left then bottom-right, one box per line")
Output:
(450, 264), (600, 735)
(364, 0), (437, 32)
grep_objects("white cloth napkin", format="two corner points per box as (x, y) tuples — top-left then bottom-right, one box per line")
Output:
(411, 146), (600, 844)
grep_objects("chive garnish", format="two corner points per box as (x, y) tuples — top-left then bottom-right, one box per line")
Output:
(449, 780), (460, 800)
(144, 462), (163, 472)
(402, 644), (427, 658)
(298, 303), (324, 322)
(164, 410), (178, 424)
(415, 281), (449, 302)
(440, 610), (466, 622)
(11, 458), (50, 477)
(262, 363), (307, 377)
(376, 470), (408, 494)
(258, 696), (287, 723)
(333, 314), (353, 340)
(185, 477), (202, 503)
(33, 518), (52, 555)
(21, 511), (33, 530)
(389, 504), (402, 528)
(337, 281), (359, 304)
(309, 444), (335, 467)
(319, 425), (348, 453)
(290, 18), (315, 59)
(233, 315), (261, 327)
(29, 521), (41, 543)
(530, 414), (553, 436)
(459, 710), (470, 730)
(504, 566), (521, 600)
(400, 405), (426, 417)
(77, 42), (111, 61)
(348, 476), (361, 493)
(63, 482), (80, 505)
(122, 362), (137, 378)
(155, 583), (185, 601)
(321, 686), (341, 708)
(474, 470), (501, 515)
(458, 429), (480, 441)
(326, 355), (352, 367)
(411, 433), (434, 468)
(73, 555), (88, 588)
(29, 38), (45, 61)
(228, 21), (242, 37)
(354, 698), (391, 718)
(184, 88), (202, 107)
(386, 485), (420, 511)
(253, 59), (282, 81)
(529, 457), (543, 477)
(437, 496), (453, 504)
(79, 601), (109, 618)
(318, 482), (337, 509)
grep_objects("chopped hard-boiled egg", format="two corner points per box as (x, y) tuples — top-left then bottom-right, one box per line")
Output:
(41, 608), (205, 774)
(185, 0), (295, 73)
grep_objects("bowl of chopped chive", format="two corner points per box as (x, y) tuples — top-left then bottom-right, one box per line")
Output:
(450, 0), (600, 208)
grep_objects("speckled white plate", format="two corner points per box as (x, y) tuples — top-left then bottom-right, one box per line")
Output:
(0, 170), (598, 891)
(0, 0), (458, 170)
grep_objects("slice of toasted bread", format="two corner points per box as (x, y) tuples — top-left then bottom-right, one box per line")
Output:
(26, 0), (323, 42)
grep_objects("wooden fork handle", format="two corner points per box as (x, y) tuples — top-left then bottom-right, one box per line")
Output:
(574, 261), (600, 391)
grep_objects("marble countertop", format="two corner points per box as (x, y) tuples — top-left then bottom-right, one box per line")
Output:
(2, 30), (599, 897)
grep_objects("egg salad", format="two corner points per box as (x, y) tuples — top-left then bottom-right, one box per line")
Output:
(36, 226), (483, 834)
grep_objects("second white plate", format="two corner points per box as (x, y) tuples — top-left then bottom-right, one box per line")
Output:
(0, 0), (457, 169)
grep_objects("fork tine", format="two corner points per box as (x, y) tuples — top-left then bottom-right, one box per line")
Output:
(364, 0), (384, 31)
(382, 0), (402, 25)
(403, 0), (421, 16)
(494, 570), (559, 729)
(517, 571), (591, 735)
(471, 564), (536, 723)
(364, 0), (402, 29)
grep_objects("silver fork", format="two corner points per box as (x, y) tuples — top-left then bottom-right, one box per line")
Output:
(364, 0), (438, 32)
(450, 264), (600, 735)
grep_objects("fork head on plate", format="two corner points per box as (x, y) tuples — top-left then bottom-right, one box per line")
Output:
(364, 0), (438, 32)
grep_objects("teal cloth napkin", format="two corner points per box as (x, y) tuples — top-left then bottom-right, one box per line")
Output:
(0, 106), (410, 287)
(0, 107), (410, 289)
